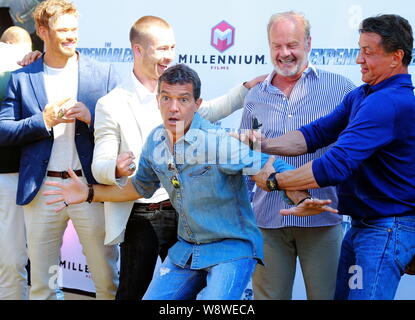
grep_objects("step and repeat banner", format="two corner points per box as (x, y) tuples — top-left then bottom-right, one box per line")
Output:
(37, 0), (415, 298)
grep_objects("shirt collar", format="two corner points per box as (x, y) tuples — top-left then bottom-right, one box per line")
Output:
(263, 63), (319, 90)
(362, 74), (413, 96)
(130, 71), (156, 101)
(184, 112), (204, 144)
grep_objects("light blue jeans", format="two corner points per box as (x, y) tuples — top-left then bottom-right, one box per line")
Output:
(334, 216), (415, 300)
(142, 257), (257, 300)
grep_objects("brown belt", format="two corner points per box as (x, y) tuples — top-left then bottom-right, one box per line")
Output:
(134, 200), (174, 211)
(47, 169), (83, 179)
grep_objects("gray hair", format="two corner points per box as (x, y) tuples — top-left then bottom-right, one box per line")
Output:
(267, 11), (311, 42)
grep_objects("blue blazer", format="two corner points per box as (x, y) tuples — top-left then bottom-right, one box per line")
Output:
(0, 54), (120, 205)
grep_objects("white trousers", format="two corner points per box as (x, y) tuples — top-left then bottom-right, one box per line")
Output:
(24, 176), (119, 300)
(0, 173), (28, 300)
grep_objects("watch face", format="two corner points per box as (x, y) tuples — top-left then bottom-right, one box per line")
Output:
(266, 178), (277, 191)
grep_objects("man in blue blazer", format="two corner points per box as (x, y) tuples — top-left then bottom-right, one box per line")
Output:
(0, 0), (119, 299)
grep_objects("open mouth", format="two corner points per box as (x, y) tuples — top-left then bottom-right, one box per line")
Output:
(360, 67), (369, 74)
(168, 117), (179, 124)
(278, 57), (296, 65)
(158, 64), (169, 73)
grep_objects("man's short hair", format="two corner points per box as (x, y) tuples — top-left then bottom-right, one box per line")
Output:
(158, 64), (201, 101)
(33, 0), (78, 33)
(0, 26), (32, 47)
(360, 14), (413, 66)
(129, 16), (171, 46)
(267, 11), (311, 42)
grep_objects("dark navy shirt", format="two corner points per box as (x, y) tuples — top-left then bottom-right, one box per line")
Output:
(300, 74), (415, 219)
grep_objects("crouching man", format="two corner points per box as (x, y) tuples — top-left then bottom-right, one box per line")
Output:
(44, 64), (336, 300)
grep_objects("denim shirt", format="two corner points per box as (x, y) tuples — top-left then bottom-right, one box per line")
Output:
(132, 112), (294, 269)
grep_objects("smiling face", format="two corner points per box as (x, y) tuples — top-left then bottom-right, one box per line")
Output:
(39, 13), (78, 64)
(135, 26), (176, 82)
(356, 32), (400, 86)
(268, 17), (311, 78)
(158, 81), (201, 144)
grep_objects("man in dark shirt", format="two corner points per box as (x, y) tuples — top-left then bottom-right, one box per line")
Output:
(252, 14), (415, 300)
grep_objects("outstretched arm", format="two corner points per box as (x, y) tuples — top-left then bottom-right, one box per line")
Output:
(199, 74), (267, 123)
(253, 157), (337, 216)
(43, 168), (142, 212)
(229, 129), (308, 157)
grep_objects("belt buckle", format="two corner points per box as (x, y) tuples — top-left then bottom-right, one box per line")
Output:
(61, 171), (69, 179)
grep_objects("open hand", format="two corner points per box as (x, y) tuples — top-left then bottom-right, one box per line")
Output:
(17, 50), (42, 66)
(43, 168), (89, 212)
(280, 198), (338, 217)
(243, 74), (267, 89)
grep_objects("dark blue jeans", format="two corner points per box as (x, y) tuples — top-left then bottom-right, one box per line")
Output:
(334, 216), (415, 300)
(115, 204), (178, 300)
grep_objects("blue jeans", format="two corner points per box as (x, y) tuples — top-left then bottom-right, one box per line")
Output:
(143, 257), (257, 300)
(334, 216), (415, 300)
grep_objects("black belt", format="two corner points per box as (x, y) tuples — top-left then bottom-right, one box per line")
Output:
(133, 200), (174, 211)
(47, 170), (82, 179)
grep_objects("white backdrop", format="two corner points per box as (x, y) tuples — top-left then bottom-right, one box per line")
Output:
(59, 0), (415, 299)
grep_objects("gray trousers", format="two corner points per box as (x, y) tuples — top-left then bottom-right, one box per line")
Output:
(253, 224), (343, 300)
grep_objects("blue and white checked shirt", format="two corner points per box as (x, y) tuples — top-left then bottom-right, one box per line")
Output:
(240, 65), (356, 228)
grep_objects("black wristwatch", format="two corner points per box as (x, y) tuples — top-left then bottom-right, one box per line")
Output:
(266, 172), (279, 191)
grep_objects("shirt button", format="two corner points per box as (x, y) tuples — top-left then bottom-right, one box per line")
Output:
(288, 114), (293, 118)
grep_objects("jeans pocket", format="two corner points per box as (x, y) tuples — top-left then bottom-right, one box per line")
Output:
(359, 219), (392, 232)
(397, 218), (415, 232)
(394, 224), (415, 273)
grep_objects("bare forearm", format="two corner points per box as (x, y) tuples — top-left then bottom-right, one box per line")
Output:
(93, 179), (142, 202)
(277, 161), (320, 190)
(262, 130), (307, 156)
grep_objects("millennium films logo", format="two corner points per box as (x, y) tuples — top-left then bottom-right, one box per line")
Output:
(178, 20), (266, 70)
(211, 20), (235, 53)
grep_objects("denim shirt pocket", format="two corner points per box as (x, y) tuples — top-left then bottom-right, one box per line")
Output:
(188, 165), (213, 178)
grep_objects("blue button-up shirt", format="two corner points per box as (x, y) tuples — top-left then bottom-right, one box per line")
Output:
(240, 66), (356, 228)
(132, 112), (294, 269)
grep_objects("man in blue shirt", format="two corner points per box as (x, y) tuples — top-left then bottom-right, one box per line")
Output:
(43, 64), (336, 299)
(252, 14), (415, 300)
